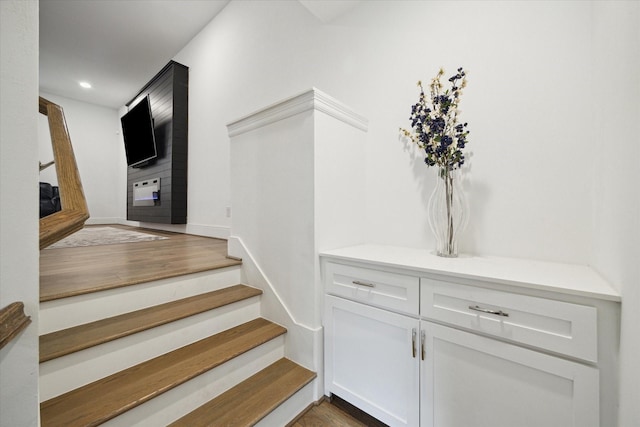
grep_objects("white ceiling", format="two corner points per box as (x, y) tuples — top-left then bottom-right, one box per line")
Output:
(39, 0), (363, 109)
(39, 0), (231, 108)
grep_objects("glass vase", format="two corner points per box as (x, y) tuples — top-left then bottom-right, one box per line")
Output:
(428, 167), (468, 257)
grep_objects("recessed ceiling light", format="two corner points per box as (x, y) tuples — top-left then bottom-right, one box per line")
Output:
(79, 81), (92, 89)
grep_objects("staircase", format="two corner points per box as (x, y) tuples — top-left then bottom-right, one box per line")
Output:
(38, 263), (316, 426)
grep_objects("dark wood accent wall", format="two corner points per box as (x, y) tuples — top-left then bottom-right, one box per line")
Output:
(126, 61), (188, 224)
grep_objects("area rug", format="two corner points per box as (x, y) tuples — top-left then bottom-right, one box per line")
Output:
(46, 226), (168, 249)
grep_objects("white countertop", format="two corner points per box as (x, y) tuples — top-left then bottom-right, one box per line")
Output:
(320, 245), (621, 302)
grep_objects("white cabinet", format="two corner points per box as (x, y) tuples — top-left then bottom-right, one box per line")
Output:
(421, 322), (599, 427)
(321, 247), (619, 427)
(324, 296), (419, 426)
(420, 278), (600, 427)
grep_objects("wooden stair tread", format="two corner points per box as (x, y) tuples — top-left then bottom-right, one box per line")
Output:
(40, 318), (286, 427)
(40, 284), (262, 362)
(169, 358), (316, 427)
(40, 229), (242, 302)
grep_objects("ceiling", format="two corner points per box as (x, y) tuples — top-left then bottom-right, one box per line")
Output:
(39, 0), (362, 109)
(39, 0), (231, 108)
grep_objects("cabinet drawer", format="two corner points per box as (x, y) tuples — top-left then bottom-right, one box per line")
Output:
(325, 262), (419, 315)
(421, 278), (598, 362)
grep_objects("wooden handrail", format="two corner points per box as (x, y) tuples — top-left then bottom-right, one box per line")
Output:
(39, 97), (89, 249)
(0, 302), (31, 350)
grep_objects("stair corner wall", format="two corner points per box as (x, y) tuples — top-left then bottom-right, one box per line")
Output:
(227, 88), (368, 399)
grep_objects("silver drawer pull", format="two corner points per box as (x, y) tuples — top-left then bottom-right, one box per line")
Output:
(468, 305), (509, 317)
(352, 280), (375, 288)
(412, 328), (417, 358)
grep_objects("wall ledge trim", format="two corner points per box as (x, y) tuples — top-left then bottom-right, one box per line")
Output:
(227, 88), (368, 137)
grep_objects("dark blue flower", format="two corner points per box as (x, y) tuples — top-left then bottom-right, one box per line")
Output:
(401, 67), (470, 170)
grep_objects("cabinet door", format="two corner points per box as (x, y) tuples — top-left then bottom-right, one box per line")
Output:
(325, 295), (420, 427)
(421, 322), (599, 427)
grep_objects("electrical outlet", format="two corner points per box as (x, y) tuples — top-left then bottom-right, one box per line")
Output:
(226, 206), (231, 218)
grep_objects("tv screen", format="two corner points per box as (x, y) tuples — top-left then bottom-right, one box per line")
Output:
(121, 95), (157, 167)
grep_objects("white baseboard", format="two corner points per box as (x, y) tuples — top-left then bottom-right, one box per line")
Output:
(85, 217), (120, 225)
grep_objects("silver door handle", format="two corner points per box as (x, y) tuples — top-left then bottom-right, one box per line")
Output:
(352, 280), (375, 288)
(468, 305), (509, 317)
(421, 330), (426, 360)
(412, 328), (417, 358)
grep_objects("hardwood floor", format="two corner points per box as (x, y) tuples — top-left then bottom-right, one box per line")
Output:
(291, 397), (387, 427)
(40, 225), (240, 302)
(291, 401), (366, 426)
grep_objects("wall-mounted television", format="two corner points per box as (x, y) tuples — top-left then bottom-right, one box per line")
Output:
(121, 95), (158, 168)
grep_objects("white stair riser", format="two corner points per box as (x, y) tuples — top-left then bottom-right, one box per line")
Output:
(39, 297), (261, 401)
(255, 381), (316, 427)
(101, 336), (285, 427)
(39, 266), (242, 334)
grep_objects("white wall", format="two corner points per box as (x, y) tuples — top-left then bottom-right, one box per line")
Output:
(590, 2), (640, 426)
(173, 0), (597, 263)
(357, 1), (595, 263)
(0, 1), (40, 426)
(228, 88), (368, 328)
(174, 1), (638, 422)
(231, 110), (317, 327)
(228, 89), (368, 399)
(38, 92), (123, 223)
